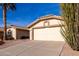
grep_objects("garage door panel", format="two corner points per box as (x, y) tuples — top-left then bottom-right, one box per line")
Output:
(33, 27), (64, 41)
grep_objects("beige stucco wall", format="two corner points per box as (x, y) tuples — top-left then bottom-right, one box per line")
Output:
(29, 19), (64, 40)
(30, 30), (32, 40)
(33, 21), (45, 28)
(7, 27), (16, 39)
(49, 19), (62, 26)
(30, 19), (63, 29)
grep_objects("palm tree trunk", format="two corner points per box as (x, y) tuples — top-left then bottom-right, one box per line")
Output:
(3, 4), (7, 41)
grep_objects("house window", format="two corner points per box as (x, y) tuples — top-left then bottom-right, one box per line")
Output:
(7, 30), (12, 36)
(44, 20), (49, 27)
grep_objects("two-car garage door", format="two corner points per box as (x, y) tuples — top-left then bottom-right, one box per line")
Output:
(33, 27), (64, 41)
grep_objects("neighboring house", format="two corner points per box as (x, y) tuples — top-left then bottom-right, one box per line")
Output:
(7, 25), (29, 40)
(0, 28), (3, 40)
(27, 15), (64, 41)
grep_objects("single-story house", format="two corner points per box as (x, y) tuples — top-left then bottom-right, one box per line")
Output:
(27, 15), (64, 41)
(0, 28), (3, 40)
(7, 25), (29, 40)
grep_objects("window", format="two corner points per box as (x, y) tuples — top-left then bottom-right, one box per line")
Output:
(44, 20), (49, 27)
(7, 30), (12, 36)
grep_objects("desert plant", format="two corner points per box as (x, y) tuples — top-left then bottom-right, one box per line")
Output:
(60, 3), (79, 51)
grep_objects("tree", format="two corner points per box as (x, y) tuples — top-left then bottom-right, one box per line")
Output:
(0, 3), (16, 44)
(60, 3), (79, 51)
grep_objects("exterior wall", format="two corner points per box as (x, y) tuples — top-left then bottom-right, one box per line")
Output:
(49, 19), (62, 26)
(29, 19), (63, 40)
(30, 19), (63, 29)
(16, 29), (29, 39)
(7, 28), (29, 40)
(33, 21), (45, 28)
(7, 27), (16, 40)
(30, 30), (32, 40)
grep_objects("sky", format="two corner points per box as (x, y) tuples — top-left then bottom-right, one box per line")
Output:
(0, 3), (60, 27)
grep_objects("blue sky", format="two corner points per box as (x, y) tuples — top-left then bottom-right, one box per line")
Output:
(0, 3), (60, 27)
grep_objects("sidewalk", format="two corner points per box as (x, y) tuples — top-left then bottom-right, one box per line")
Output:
(61, 43), (79, 56)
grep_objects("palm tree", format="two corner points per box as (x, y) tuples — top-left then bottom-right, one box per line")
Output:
(60, 3), (79, 51)
(0, 3), (16, 44)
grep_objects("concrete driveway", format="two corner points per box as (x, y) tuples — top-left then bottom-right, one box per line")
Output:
(0, 40), (65, 56)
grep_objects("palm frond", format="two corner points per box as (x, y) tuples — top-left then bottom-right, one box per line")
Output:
(8, 3), (16, 11)
(0, 3), (16, 11)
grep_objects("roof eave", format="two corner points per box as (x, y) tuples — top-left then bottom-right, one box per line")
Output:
(27, 15), (63, 29)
